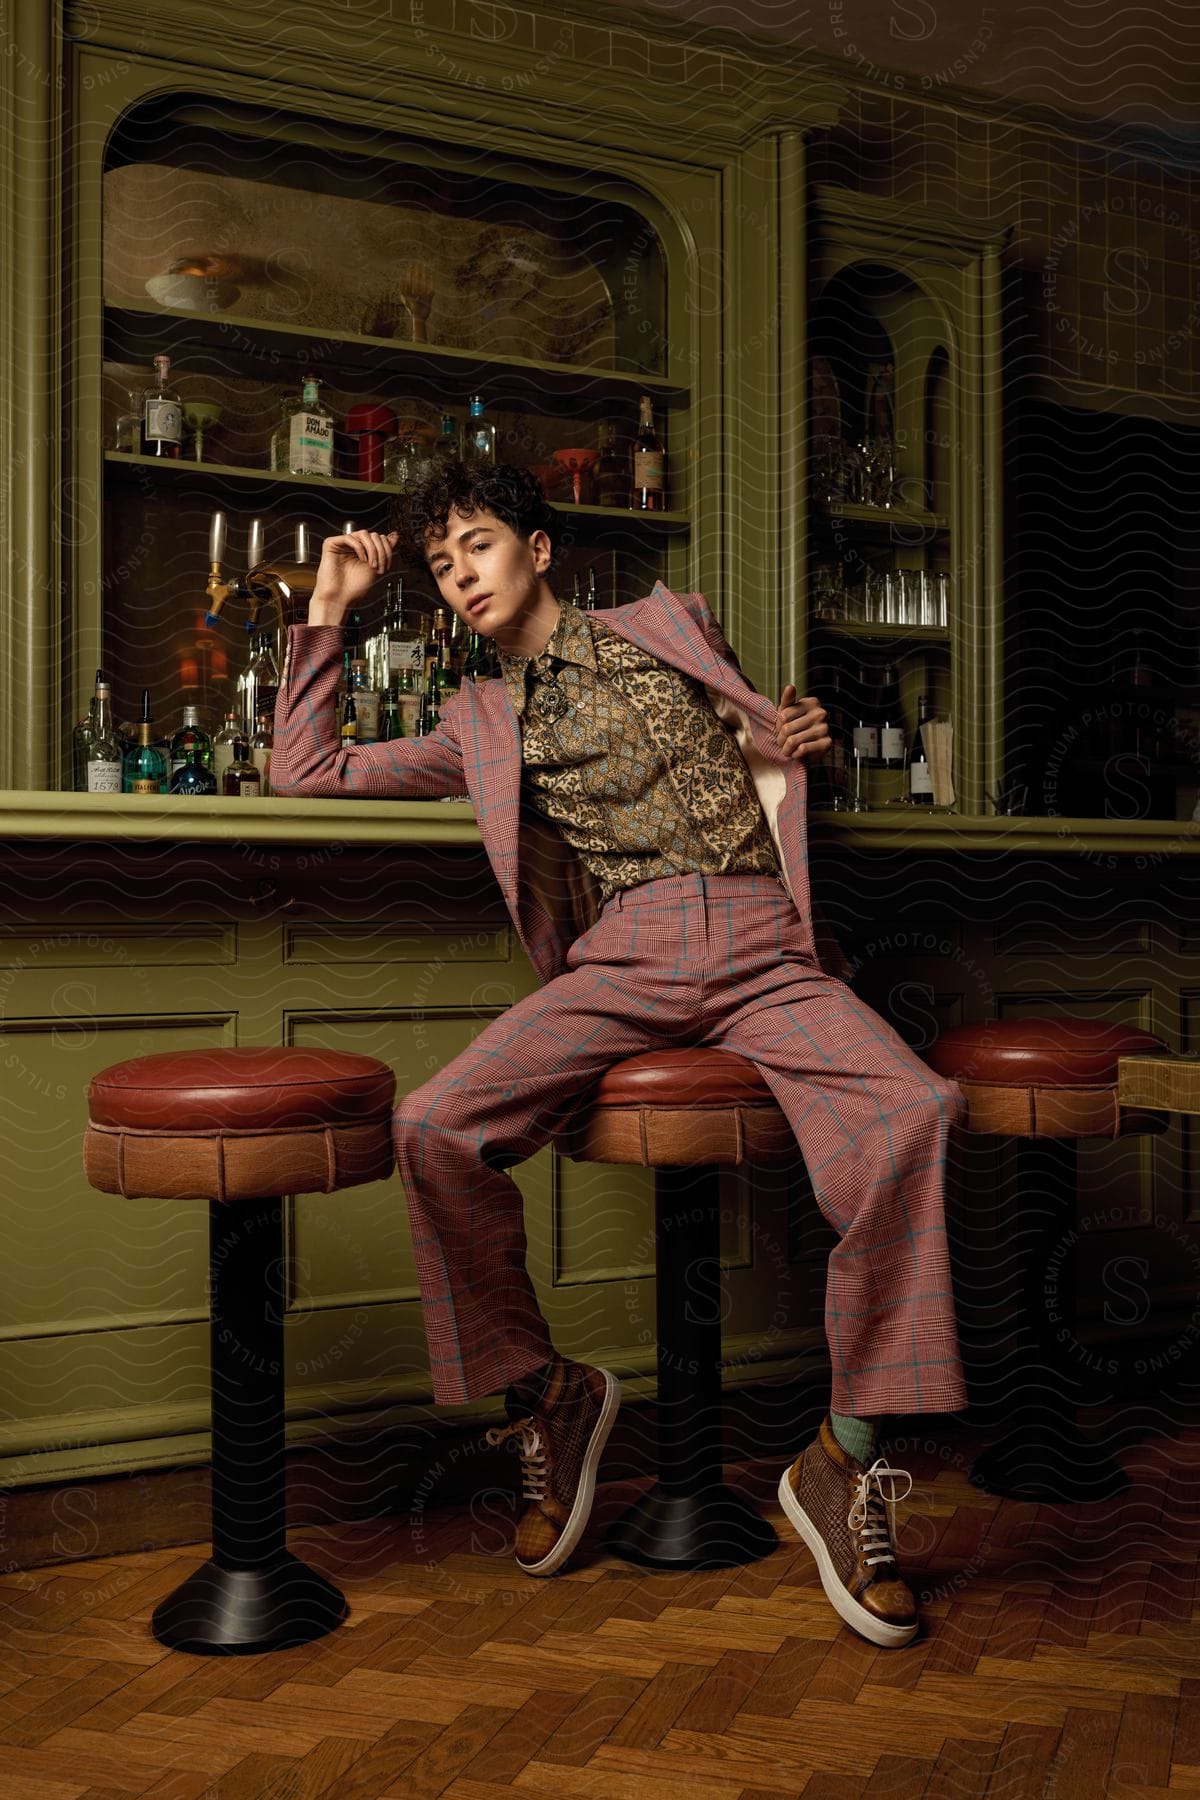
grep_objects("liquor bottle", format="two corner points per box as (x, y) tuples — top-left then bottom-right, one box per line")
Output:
(141, 355), (182, 460)
(394, 668), (423, 737)
(72, 668), (102, 791)
(213, 711), (241, 787)
(373, 579), (426, 689)
(428, 606), (454, 682)
(585, 567), (600, 613)
(222, 736), (262, 798)
(851, 664), (879, 767)
(633, 394), (665, 512)
(908, 694), (935, 802)
(463, 395), (496, 463)
(465, 630), (498, 683)
(250, 713), (274, 793)
(878, 663), (905, 769)
(595, 421), (629, 508)
(350, 660), (380, 742)
(381, 687), (402, 742)
(169, 705), (212, 775)
(84, 678), (123, 794)
(169, 745), (218, 796)
(286, 373), (334, 477)
(433, 412), (460, 465)
(122, 691), (169, 794)
(422, 662), (442, 736)
(114, 386), (143, 454)
(341, 680), (358, 747)
(237, 633), (280, 734)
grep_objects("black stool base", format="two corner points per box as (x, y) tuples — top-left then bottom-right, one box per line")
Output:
(608, 1483), (778, 1571)
(152, 1552), (347, 1655)
(970, 1425), (1130, 1504)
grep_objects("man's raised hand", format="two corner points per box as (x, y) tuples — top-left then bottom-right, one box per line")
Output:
(775, 684), (832, 762)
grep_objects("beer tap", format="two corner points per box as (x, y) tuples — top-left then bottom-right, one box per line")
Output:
(204, 513), (320, 646)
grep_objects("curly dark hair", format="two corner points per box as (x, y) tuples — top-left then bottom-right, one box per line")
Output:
(390, 460), (560, 570)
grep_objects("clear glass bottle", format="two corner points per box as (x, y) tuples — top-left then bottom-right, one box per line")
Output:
(250, 713), (274, 794)
(169, 745), (218, 796)
(851, 663), (879, 767)
(633, 394), (665, 511)
(72, 668), (102, 791)
(350, 659), (380, 743)
(370, 578), (425, 691)
(85, 679), (123, 795)
(141, 355), (182, 460)
(237, 633), (279, 734)
(286, 372), (334, 477)
(169, 704), (212, 775)
(463, 394), (496, 463)
(433, 411), (460, 465)
(222, 736), (262, 798)
(122, 690), (169, 794)
(908, 694), (935, 802)
(213, 711), (241, 788)
(595, 421), (628, 508)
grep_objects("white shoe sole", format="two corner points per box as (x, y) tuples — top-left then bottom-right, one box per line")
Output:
(777, 1466), (919, 1649)
(519, 1369), (621, 1578)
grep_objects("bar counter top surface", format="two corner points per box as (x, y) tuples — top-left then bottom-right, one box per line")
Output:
(1, 791), (1199, 856)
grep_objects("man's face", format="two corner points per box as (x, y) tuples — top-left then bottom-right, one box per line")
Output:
(425, 507), (551, 641)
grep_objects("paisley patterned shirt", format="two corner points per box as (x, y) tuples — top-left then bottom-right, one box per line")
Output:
(498, 601), (780, 902)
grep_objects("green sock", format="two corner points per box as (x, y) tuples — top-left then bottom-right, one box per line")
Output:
(830, 1411), (878, 1465)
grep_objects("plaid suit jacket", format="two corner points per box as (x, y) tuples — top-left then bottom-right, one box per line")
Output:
(273, 582), (814, 985)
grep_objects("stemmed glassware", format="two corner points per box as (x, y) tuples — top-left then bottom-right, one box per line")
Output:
(183, 400), (222, 464)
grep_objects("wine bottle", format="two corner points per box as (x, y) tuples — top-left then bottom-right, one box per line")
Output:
(878, 663), (905, 769)
(633, 395), (665, 512)
(851, 663), (878, 767)
(595, 421), (629, 508)
(908, 694), (935, 802)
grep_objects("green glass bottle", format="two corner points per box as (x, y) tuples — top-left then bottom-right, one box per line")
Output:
(122, 690), (169, 795)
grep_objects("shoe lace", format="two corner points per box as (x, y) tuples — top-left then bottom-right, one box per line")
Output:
(486, 1415), (548, 1502)
(846, 1458), (913, 1568)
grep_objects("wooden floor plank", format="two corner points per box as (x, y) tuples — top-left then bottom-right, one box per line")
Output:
(3, 1421), (1197, 1800)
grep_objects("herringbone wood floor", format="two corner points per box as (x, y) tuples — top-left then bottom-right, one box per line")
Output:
(1, 1422), (1198, 1800)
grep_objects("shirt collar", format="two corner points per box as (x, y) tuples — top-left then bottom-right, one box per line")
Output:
(498, 600), (598, 717)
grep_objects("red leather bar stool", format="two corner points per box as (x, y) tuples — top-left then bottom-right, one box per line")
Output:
(926, 1019), (1167, 1503)
(561, 1046), (796, 1570)
(84, 1048), (396, 1655)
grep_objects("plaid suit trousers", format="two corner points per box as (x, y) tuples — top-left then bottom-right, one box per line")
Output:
(394, 872), (968, 1417)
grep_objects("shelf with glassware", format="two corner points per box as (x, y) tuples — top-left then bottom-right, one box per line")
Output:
(805, 283), (962, 816)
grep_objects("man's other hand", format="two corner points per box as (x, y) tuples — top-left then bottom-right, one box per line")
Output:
(775, 685), (832, 761)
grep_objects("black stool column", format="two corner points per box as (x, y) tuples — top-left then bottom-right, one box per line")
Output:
(608, 1166), (778, 1569)
(152, 1198), (347, 1654)
(970, 1138), (1129, 1503)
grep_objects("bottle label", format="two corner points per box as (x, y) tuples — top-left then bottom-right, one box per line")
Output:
(290, 410), (333, 474)
(909, 759), (934, 798)
(234, 775), (262, 797)
(397, 694), (423, 738)
(86, 760), (121, 794)
(129, 778), (162, 794)
(144, 399), (181, 444)
(633, 450), (664, 493)
(853, 725), (878, 760)
(881, 726), (906, 763)
(388, 636), (426, 675)
(355, 693), (381, 741)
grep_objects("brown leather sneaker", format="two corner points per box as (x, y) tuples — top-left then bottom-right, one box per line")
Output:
(486, 1356), (620, 1577)
(778, 1416), (919, 1648)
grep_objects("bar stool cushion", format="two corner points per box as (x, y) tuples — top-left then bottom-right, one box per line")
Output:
(84, 1048), (395, 1202)
(926, 1020), (1167, 1140)
(561, 1047), (795, 1168)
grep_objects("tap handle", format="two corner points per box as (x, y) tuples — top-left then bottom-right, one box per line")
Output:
(295, 522), (310, 565)
(208, 510), (227, 565)
(247, 517), (265, 570)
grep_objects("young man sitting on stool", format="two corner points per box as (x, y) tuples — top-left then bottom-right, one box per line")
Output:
(271, 463), (967, 1650)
